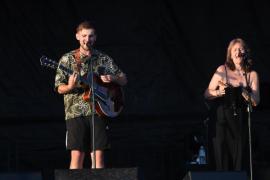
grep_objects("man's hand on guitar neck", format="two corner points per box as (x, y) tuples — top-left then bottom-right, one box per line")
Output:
(68, 72), (78, 89)
(58, 73), (78, 94)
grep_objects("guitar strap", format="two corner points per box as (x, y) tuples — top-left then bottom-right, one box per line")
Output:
(73, 48), (82, 72)
(74, 49), (93, 73)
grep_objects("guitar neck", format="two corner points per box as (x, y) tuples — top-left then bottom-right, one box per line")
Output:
(59, 63), (105, 99)
(40, 56), (91, 85)
(58, 64), (89, 85)
(40, 56), (119, 110)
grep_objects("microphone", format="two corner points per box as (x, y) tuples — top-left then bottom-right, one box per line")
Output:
(239, 51), (248, 60)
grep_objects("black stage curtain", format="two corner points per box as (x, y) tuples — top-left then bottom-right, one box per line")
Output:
(1, 0), (270, 119)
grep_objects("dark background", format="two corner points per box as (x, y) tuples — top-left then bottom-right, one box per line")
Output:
(1, 0), (270, 180)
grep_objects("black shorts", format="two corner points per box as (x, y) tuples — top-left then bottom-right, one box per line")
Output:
(66, 115), (109, 152)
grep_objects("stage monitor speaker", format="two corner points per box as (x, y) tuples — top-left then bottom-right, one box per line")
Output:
(182, 171), (247, 180)
(55, 167), (143, 180)
(0, 172), (42, 180)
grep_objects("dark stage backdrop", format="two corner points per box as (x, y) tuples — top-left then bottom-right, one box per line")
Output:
(1, 0), (270, 119)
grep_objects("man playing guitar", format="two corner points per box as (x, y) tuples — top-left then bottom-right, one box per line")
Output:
(54, 20), (127, 169)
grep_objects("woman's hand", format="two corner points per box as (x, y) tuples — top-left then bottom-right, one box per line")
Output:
(242, 87), (257, 106)
(217, 81), (228, 96)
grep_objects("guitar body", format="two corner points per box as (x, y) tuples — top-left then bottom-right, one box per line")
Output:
(82, 74), (124, 118)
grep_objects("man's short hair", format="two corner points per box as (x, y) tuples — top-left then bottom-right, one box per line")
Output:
(76, 21), (95, 33)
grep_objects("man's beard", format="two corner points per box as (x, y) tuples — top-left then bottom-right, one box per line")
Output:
(82, 43), (93, 51)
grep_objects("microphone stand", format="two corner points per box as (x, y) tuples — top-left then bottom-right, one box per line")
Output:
(243, 66), (253, 180)
(88, 54), (96, 169)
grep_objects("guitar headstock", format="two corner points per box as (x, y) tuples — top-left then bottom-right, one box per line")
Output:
(40, 55), (58, 69)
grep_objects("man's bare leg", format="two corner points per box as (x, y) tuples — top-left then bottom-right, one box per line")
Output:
(91, 150), (104, 168)
(70, 150), (85, 169)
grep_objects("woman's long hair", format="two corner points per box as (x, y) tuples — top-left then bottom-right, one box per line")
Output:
(225, 38), (253, 72)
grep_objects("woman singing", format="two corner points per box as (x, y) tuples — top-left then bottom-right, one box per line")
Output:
(204, 38), (260, 171)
